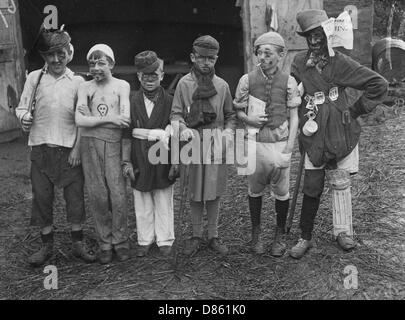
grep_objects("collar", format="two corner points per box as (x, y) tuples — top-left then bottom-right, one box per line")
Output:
(258, 65), (279, 80)
(45, 67), (74, 80)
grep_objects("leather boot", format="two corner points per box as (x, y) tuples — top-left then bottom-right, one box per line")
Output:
(28, 232), (54, 267)
(337, 232), (356, 251)
(251, 226), (265, 254)
(289, 238), (313, 259)
(270, 227), (287, 257)
(72, 241), (96, 263)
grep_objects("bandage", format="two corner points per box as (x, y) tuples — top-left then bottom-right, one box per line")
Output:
(326, 169), (353, 238)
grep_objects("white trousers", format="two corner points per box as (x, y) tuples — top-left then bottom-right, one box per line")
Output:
(133, 185), (175, 247)
(304, 144), (359, 173)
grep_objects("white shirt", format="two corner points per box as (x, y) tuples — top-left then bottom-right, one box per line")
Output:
(144, 95), (154, 118)
(16, 68), (84, 147)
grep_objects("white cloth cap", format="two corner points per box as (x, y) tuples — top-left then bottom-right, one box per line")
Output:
(86, 44), (115, 63)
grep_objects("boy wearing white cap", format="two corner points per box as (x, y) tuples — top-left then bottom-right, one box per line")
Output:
(234, 31), (301, 256)
(75, 44), (131, 264)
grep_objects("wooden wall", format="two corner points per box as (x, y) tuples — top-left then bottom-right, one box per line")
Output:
(0, 0), (24, 142)
(241, 0), (374, 74)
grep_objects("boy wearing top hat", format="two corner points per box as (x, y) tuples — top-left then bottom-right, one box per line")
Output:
(75, 44), (131, 264)
(234, 31), (301, 256)
(121, 51), (178, 257)
(15, 27), (96, 266)
(289, 9), (388, 258)
(170, 35), (237, 256)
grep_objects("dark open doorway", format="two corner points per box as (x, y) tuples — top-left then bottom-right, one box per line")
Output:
(20, 0), (244, 95)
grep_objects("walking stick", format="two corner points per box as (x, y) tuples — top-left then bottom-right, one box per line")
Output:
(174, 146), (190, 267)
(286, 152), (305, 234)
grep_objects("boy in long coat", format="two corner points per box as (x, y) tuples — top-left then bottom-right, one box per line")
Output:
(170, 35), (237, 255)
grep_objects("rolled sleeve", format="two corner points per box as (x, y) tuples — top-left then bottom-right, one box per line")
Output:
(286, 75), (302, 109)
(223, 83), (237, 130)
(233, 74), (249, 111)
(15, 71), (37, 122)
(170, 82), (187, 132)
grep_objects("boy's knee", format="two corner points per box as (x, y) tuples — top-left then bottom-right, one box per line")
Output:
(303, 169), (325, 198)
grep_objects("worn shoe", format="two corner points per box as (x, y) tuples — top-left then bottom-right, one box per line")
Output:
(289, 238), (313, 259)
(115, 247), (130, 262)
(208, 238), (229, 255)
(270, 227), (287, 257)
(72, 241), (96, 263)
(98, 249), (113, 264)
(28, 243), (53, 267)
(183, 237), (202, 256)
(159, 246), (172, 257)
(251, 226), (265, 254)
(136, 244), (152, 257)
(337, 232), (356, 251)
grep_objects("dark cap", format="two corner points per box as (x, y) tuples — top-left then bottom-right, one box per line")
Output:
(134, 50), (161, 73)
(37, 28), (71, 54)
(193, 35), (220, 56)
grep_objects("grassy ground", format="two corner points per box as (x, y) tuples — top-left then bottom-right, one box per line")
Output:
(0, 112), (404, 300)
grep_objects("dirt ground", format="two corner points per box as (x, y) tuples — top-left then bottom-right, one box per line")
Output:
(0, 113), (404, 300)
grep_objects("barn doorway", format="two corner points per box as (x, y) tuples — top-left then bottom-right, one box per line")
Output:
(20, 0), (244, 95)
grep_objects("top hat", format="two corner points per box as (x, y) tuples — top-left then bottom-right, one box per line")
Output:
(296, 9), (329, 36)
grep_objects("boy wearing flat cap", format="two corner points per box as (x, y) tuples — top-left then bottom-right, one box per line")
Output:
(121, 51), (177, 258)
(75, 44), (131, 264)
(16, 27), (96, 266)
(234, 31), (301, 256)
(289, 9), (388, 259)
(171, 35), (237, 256)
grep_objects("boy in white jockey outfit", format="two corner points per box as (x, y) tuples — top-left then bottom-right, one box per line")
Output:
(121, 51), (178, 257)
(75, 44), (131, 264)
(234, 32), (301, 256)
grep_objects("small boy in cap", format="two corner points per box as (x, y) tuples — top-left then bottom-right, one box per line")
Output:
(75, 44), (131, 264)
(289, 9), (388, 258)
(234, 31), (301, 256)
(121, 51), (178, 257)
(15, 27), (96, 266)
(171, 35), (237, 256)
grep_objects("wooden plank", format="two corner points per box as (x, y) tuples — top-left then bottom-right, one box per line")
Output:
(324, 0), (373, 66)
(241, 0), (253, 73)
(0, 0), (23, 140)
(243, 0), (323, 73)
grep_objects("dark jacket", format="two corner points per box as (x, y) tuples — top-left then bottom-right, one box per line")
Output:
(291, 50), (388, 167)
(126, 87), (174, 192)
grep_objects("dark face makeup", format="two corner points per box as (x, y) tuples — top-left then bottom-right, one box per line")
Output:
(138, 71), (163, 91)
(191, 53), (217, 74)
(306, 27), (327, 55)
(88, 56), (113, 82)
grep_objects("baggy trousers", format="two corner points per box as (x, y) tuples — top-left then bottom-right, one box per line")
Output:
(81, 137), (129, 250)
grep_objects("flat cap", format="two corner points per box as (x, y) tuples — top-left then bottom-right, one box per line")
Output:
(254, 31), (285, 49)
(37, 28), (71, 54)
(134, 50), (160, 73)
(193, 35), (220, 56)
